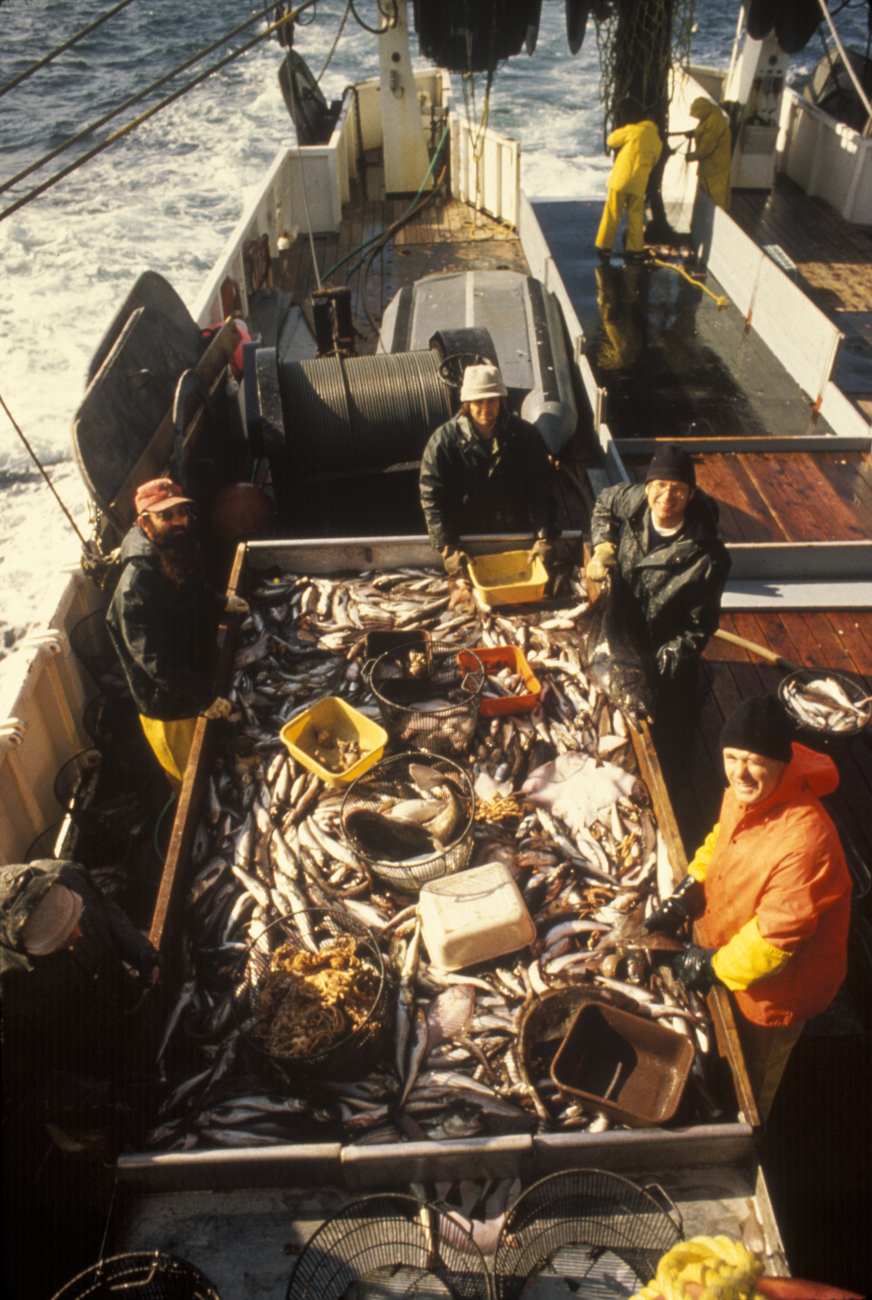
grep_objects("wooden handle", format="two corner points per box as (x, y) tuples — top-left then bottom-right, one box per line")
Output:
(713, 627), (799, 674)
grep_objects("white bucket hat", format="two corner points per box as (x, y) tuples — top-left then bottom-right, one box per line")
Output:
(460, 364), (507, 402)
(20, 884), (83, 956)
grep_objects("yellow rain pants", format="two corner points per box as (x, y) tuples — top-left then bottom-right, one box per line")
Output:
(139, 715), (197, 792)
(595, 120), (662, 252)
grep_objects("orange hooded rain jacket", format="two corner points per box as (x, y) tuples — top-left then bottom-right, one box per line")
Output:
(692, 743), (851, 1027)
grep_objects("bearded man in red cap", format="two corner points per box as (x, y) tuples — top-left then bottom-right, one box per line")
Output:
(106, 478), (248, 789)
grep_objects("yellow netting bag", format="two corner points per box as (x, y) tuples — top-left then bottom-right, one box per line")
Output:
(631, 1235), (765, 1300)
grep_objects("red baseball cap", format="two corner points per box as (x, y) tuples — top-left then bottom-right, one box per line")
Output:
(135, 478), (193, 517)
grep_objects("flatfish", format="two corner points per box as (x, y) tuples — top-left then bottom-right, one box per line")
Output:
(575, 573), (657, 723)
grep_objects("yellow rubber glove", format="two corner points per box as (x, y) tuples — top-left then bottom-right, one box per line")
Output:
(586, 541), (617, 582)
(687, 823), (719, 882)
(712, 917), (791, 991)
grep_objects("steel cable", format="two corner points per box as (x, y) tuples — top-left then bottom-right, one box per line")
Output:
(0, 0), (138, 101)
(1, 0), (302, 198)
(0, 2), (317, 222)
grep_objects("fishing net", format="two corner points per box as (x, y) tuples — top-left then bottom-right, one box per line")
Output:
(230, 909), (389, 1080)
(595, 0), (696, 139)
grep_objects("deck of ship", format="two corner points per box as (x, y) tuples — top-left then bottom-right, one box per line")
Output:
(278, 168), (872, 1292)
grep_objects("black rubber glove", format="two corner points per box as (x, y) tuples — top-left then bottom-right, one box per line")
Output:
(641, 874), (703, 938)
(672, 944), (720, 993)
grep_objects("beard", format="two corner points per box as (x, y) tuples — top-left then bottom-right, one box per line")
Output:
(150, 527), (202, 587)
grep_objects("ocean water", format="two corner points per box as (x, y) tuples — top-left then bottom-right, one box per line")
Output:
(0, 0), (864, 667)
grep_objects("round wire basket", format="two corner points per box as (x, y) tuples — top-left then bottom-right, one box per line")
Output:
(492, 1169), (683, 1300)
(230, 909), (390, 1081)
(370, 642), (485, 755)
(51, 1251), (223, 1299)
(778, 668), (871, 735)
(53, 748), (138, 860)
(286, 1194), (490, 1300)
(69, 609), (127, 694)
(340, 751), (475, 892)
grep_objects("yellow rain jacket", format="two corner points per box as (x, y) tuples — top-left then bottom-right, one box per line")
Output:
(688, 97), (732, 210)
(605, 120), (663, 196)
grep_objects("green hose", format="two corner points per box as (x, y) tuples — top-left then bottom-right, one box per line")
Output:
(320, 121), (451, 282)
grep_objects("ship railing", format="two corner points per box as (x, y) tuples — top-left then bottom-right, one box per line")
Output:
(193, 68), (449, 327)
(0, 567), (103, 865)
(779, 86), (872, 225)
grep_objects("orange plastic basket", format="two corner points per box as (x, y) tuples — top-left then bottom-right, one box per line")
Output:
(460, 645), (541, 717)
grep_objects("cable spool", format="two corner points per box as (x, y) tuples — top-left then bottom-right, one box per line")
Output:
(276, 349), (450, 476)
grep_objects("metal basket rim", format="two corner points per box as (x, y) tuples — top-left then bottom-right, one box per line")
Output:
(339, 751), (476, 873)
(231, 909), (388, 1067)
(285, 1193), (490, 1300)
(778, 667), (871, 731)
(369, 644), (486, 716)
(50, 1249), (223, 1300)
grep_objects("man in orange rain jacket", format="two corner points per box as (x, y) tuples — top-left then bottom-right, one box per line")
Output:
(645, 694), (851, 1119)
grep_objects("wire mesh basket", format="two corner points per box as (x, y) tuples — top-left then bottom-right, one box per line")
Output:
(286, 1194), (490, 1300)
(53, 748), (137, 860)
(51, 1251), (223, 1299)
(69, 609), (127, 694)
(230, 909), (390, 1080)
(340, 751), (475, 892)
(492, 1170), (682, 1300)
(370, 642), (485, 755)
(25, 820), (74, 863)
(778, 668), (871, 735)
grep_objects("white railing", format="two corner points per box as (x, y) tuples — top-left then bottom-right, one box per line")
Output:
(450, 114), (520, 229)
(193, 69), (449, 326)
(778, 87), (872, 225)
(0, 568), (102, 865)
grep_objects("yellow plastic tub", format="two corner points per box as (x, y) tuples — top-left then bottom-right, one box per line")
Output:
(468, 550), (548, 606)
(280, 697), (388, 787)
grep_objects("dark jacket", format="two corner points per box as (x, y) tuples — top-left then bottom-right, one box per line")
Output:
(590, 482), (731, 664)
(0, 861), (159, 1088)
(419, 411), (556, 551)
(106, 524), (225, 719)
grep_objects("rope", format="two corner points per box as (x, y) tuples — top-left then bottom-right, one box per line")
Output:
(0, 0), (137, 101)
(317, 0), (352, 82)
(1, 0), (298, 197)
(0, 390), (89, 548)
(652, 257), (729, 308)
(0, 2), (317, 223)
(631, 1235), (764, 1300)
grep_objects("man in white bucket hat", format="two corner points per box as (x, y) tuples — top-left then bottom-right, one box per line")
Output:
(419, 362), (557, 576)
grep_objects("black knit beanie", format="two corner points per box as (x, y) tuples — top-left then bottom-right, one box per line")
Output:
(720, 694), (794, 764)
(645, 443), (696, 487)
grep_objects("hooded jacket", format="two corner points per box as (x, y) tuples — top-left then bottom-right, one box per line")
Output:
(606, 121), (663, 197)
(688, 98), (732, 210)
(419, 411), (556, 552)
(692, 745), (851, 1026)
(106, 523), (226, 719)
(590, 481), (731, 663)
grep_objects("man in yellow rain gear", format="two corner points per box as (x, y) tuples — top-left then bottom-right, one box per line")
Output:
(686, 96), (732, 210)
(595, 119), (662, 262)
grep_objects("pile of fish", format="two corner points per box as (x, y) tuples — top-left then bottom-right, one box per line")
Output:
(147, 566), (721, 1153)
(782, 674), (871, 733)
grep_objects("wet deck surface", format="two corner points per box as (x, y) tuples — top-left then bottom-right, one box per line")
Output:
(531, 199), (835, 442)
(732, 175), (872, 422)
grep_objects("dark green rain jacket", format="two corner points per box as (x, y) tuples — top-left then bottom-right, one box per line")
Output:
(419, 411), (556, 551)
(106, 524), (225, 720)
(590, 482), (731, 664)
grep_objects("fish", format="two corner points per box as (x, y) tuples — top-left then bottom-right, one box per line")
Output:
(344, 808), (435, 860)
(574, 572), (657, 724)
